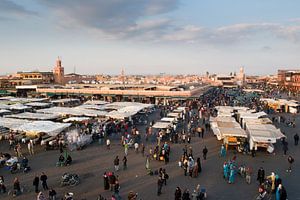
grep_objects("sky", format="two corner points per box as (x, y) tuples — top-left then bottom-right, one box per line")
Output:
(0, 0), (300, 75)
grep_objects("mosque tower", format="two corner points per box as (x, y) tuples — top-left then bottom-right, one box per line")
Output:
(53, 57), (65, 85)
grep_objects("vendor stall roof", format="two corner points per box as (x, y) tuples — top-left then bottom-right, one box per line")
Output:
(0, 97), (48, 103)
(172, 109), (183, 113)
(50, 99), (80, 103)
(210, 116), (236, 123)
(8, 104), (31, 110)
(63, 117), (90, 123)
(0, 117), (30, 129)
(218, 127), (247, 138)
(12, 121), (71, 137)
(0, 109), (11, 114)
(152, 121), (172, 129)
(106, 105), (150, 119)
(5, 112), (60, 120)
(84, 100), (109, 105)
(102, 102), (153, 110)
(238, 111), (267, 119)
(243, 118), (272, 125)
(160, 117), (176, 123)
(247, 124), (286, 141)
(176, 107), (186, 111)
(167, 112), (180, 118)
(25, 102), (52, 107)
(37, 106), (108, 117)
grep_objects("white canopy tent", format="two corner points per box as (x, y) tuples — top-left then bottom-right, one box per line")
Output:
(25, 102), (52, 108)
(6, 112), (60, 120)
(0, 118), (30, 129)
(63, 117), (90, 123)
(84, 100), (109, 105)
(37, 107), (108, 117)
(246, 124), (286, 150)
(160, 117), (176, 123)
(12, 121), (71, 137)
(152, 122), (172, 129)
(167, 112), (180, 118)
(106, 104), (153, 119)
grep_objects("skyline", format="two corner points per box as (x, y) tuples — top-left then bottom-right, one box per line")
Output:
(1, 0), (300, 75)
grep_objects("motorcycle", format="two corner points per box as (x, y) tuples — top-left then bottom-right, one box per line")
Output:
(61, 173), (80, 187)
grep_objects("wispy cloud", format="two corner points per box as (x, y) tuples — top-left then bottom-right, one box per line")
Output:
(0, 0), (37, 19)
(38, 0), (178, 36)
(23, 0), (300, 45)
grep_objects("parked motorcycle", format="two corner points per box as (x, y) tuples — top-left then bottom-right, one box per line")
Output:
(61, 173), (80, 187)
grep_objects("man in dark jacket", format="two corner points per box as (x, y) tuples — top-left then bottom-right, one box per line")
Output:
(33, 175), (39, 193)
(40, 172), (48, 190)
(257, 167), (265, 185)
(294, 133), (299, 146)
(202, 146), (208, 160)
(182, 189), (190, 200)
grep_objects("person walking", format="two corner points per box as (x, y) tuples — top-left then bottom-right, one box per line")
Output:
(257, 167), (265, 185)
(40, 172), (49, 190)
(196, 157), (202, 174)
(114, 180), (121, 199)
(157, 177), (163, 196)
(0, 176), (6, 194)
(109, 172), (116, 191)
(220, 144), (226, 157)
(294, 133), (299, 146)
(13, 177), (21, 197)
(141, 143), (145, 156)
(114, 156), (120, 171)
(134, 142), (139, 153)
(279, 184), (288, 200)
(287, 155), (294, 172)
(283, 141), (288, 155)
(182, 189), (190, 200)
(124, 143), (128, 156)
(123, 156), (127, 170)
(106, 138), (111, 150)
(197, 126), (202, 138)
(28, 140), (34, 155)
(103, 172), (110, 190)
(202, 146), (208, 160)
(48, 188), (57, 200)
(175, 187), (182, 200)
(33, 175), (39, 193)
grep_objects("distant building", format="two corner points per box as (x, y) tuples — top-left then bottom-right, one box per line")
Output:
(278, 69), (300, 92)
(64, 73), (96, 84)
(53, 57), (65, 85)
(16, 71), (54, 84)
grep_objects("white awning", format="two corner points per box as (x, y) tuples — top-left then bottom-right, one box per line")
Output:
(63, 117), (90, 122)
(5, 112), (60, 120)
(13, 121), (71, 136)
(152, 122), (172, 129)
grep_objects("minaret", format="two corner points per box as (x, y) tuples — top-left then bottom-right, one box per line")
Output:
(120, 67), (125, 84)
(53, 57), (65, 85)
(239, 66), (245, 85)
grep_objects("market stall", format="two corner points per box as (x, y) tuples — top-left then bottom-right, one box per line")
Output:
(6, 112), (60, 121)
(246, 124), (286, 153)
(12, 120), (71, 138)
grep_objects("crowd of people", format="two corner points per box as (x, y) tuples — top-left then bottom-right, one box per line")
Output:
(0, 87), (298, 199)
